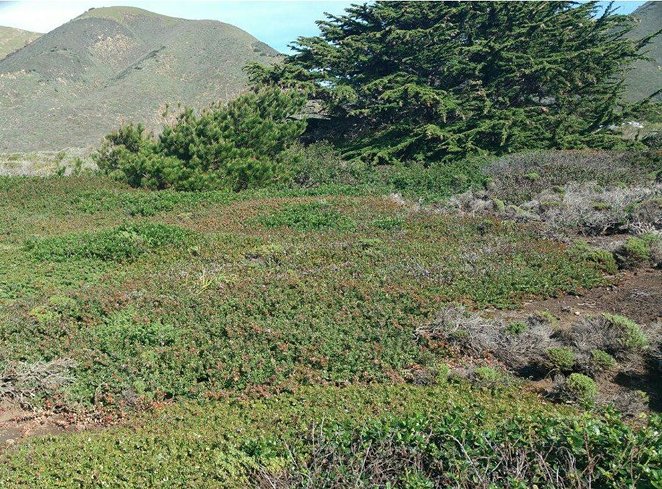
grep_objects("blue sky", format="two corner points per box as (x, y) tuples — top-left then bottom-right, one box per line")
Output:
(0, 1), (647, 53)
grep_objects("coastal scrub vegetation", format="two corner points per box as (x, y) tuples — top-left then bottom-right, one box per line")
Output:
(1, 2), (661, 487)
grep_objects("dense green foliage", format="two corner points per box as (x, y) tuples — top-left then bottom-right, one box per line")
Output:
(250, 1), (653, 163)
(0, 176), (610, 409)
(25, 223), (193, 262)
(281, 405), (659, 488)
(95, 88), (306, 190)
(0, 384), (659, 488)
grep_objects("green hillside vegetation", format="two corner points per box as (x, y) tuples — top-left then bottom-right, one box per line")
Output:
(0, 7), (280, 152)
(0, 175), (612, 408)
(0, 26), (40, 60)
(624, 1), (662, 101)
(1, 150), (661, 485)
(0, 2), (661, 487)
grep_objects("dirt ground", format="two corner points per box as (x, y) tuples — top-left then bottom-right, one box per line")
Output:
(0, 402), (68, 446)
(504, 267), (662, 327)
(496, 266), (661, 412)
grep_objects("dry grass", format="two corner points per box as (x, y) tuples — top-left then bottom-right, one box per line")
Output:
(446, 183), (662, 237)
(417, 305), (661, 412)
(0, 358), (76, 408)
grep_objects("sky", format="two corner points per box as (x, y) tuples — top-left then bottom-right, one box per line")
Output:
(0, 0), (648, 53)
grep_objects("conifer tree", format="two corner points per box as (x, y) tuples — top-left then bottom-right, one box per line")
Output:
(248, 1), (657, 164)
(96, 88), (306, 190)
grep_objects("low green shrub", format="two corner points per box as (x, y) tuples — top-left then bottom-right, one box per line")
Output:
(569, 241), (618, 274)
(563, 373), (598, 406)
(357, 237), (383, 250)
(590, 349), (617, 372)
(25, 223), (193, 262)
(505, 321), (527, 335)
(546, 347), (576, 372)
(472, 366), (508, 389)
(617, 233), (661, 268)
(95, 311), (179, 353)
(258, 201), (356, 231)
(285, 149), (489, 202)
(533, 310), (558, 325)
(620, 236), (651, 265)
(492, 197), (506, 212)
(602, 313), (648, 351)
(434, 364), (451, 384)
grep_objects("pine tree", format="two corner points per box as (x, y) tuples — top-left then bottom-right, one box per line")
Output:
(248, 1), (657, 164)
(96, 89), (306, 190)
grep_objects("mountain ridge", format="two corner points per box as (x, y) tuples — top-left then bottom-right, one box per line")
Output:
(624, 1), (662, 101)
(0, 25), (41, 60)
(0, 6), (280, 151)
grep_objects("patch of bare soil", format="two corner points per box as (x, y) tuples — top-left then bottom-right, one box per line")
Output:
(0, 402), (83, 448)
(496, 266), (661, 412)
(0, 401), (113, 453)
(504, 267), (661, 327)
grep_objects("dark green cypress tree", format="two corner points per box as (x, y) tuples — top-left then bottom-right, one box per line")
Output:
(248, 1), (658, 164)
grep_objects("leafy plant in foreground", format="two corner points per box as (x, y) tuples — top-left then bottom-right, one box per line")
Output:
(261, 407), (661, 488)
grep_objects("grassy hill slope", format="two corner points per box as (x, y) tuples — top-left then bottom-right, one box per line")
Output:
(624, 1), (662, 101)
(0, 150), (660, 486)
(0, 7), (280, 152)
(0, 26), (40, 60)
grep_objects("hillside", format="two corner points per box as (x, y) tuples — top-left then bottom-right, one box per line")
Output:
(0, 7), (280, 151)
(0, 26), (40, 60)
(624, 1), (662, 101)
(0, 2), (661, 483)
(0, 148), (660, 485)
